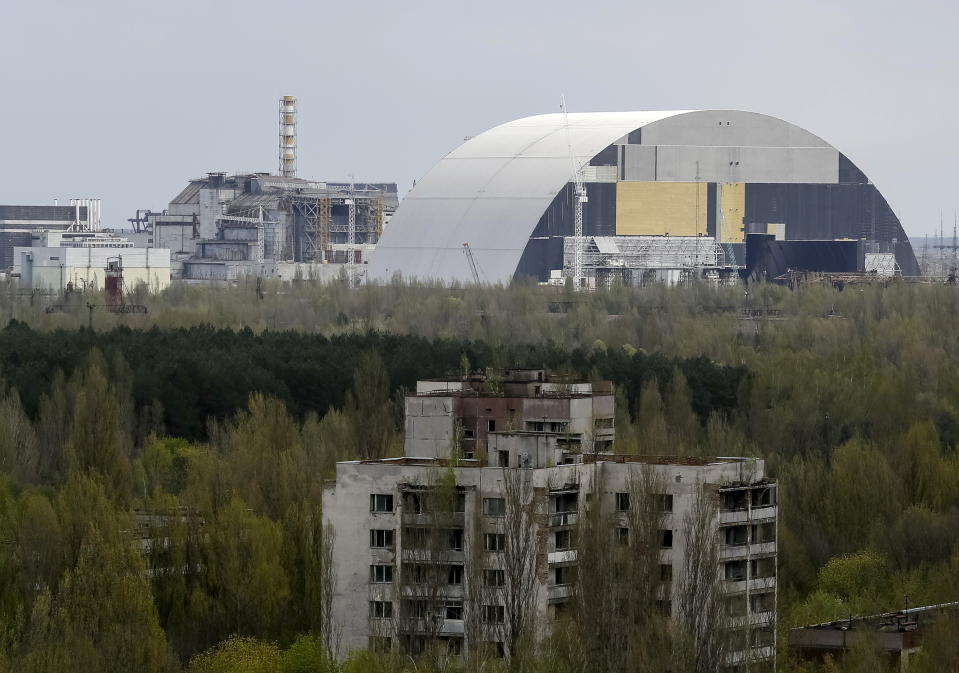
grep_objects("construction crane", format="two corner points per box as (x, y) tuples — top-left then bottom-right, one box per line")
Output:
(561, 95), (587, 288)
(462, 243), (481, 284)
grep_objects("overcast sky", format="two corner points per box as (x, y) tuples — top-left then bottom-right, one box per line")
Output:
(2, 0), (956, 239)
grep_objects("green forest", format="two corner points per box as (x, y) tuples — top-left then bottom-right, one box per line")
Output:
(1, 277), (958, 672)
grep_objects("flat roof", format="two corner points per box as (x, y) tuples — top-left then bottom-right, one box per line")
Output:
(344, 454), (763, 469)
(793, 602), (959, 633)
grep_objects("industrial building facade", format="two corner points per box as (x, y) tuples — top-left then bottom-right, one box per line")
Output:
(323, 371), (778, 670)
(369, 110), (918, 285)
(150, 172), (398, 281)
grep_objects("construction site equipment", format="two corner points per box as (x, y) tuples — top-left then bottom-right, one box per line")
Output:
(288, 187), (385, 265)
(462, 242), (481, 284)
(565, 235), (726, 285)
(561, 96), (586, 288)
(104, 257), (147, 314)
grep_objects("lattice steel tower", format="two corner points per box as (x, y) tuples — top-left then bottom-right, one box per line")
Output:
(279, 96), (297, 177)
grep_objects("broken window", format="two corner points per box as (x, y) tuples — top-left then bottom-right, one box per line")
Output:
(370, 564), (393, 583)
(751, 627), (774, 647)
(660, 529), (673, 548)
(483, 605), (505, 624)
(617, 527), (629, 545)
(615, 492), (630, 511)
(404, 599), (428, 619)
(445, 601), (464, 620)
(448, 528), (464, 551)
(554, 565), (577, 586)
(752, 522), (776, 543)
(724, 560), (747, 581)
(405, 563), (430, 584)
(369, 636), (392, 653)
(403, 492), (428, 514)
(370, 494), (394, 512)
(484, 569), (505, 587)
(483, 497), (506, 516)
(723, 525), (748, 547)
(552, 492), (578, 513)
(485, 533), (506, 552)
(659, 563), (673, 582)
(554, 529), (572, 550)
(750, 591), (775, 613)
(369, 600), (393, 618)
(370, 529), (395, 548)
(720, 490), (749, 512)
(448, 564), (464, 585)
(750, 557), (776, 579)
(658, 494), (674, 512)
(724, 593), (747, 617)
(751, 486), (776, 508)
(488, 420), (496, 432)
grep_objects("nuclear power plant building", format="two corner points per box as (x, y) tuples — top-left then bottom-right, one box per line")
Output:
(369, 110), (919, 285)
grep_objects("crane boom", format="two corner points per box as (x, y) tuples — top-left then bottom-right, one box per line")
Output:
(462, 242), (481, 284)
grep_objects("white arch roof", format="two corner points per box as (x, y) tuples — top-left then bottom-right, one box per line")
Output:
(367, 110), (831, 284)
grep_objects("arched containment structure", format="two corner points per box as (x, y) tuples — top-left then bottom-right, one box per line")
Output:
(369, 110), (918, 284)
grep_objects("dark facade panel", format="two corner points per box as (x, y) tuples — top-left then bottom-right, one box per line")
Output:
(746, 234), (863, 281)
(0, 232), (32, 270)
(514, 236), (564, 282)
(706, 183), (717, 237)
(838, 154), (868, 184)
(589, 145), (618, 167)
(585, 183), (616, 236)
(0, 205), (85, 222)
(743, 183), (918, 275)
(530, 185), (573, 239)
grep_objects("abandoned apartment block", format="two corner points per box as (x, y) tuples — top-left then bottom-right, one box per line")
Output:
(323, 369), (778, 671)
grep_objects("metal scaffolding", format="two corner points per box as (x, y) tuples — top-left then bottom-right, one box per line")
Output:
(566, 235), (727, 272)
(288, 188), (384, 264)
(562, 235), (730, 286)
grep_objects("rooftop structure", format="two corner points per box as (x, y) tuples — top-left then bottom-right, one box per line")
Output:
(789, 602), (959, 670)
(369, 110), (918, 286)
(324, 371), (778, 670)
(0, 202), (100, 271)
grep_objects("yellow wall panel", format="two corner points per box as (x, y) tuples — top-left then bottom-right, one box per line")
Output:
(719, 183), (745, 243)
(615, 182), (707, 236)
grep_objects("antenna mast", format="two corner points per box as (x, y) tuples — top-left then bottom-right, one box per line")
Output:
(561, 95), (586, 288)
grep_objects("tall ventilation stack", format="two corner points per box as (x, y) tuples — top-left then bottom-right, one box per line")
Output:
(279, 96), (297, 177)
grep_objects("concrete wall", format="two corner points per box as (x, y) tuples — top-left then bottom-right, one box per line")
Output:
(155, 223), (198, 256)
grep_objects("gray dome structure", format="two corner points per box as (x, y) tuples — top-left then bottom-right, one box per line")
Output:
(369, 110), (918, 284)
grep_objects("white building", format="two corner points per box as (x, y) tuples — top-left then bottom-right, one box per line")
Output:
(323, 373), (777, 671)
(15, 232), (171, 291)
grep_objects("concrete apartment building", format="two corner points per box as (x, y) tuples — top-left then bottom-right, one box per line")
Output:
(323, 370), (777, 671)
